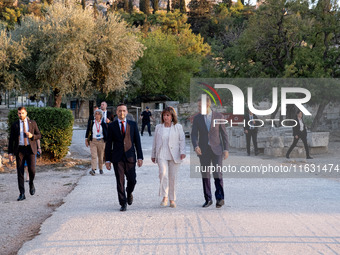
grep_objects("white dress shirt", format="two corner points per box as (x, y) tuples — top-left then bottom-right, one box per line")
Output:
(19, 118), (30, 146)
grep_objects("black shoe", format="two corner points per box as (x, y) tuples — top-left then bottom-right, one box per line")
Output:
(202, 200), (213, 208)
(29, 183), (35, 196)
(307, 156), (313, 159)
(89, 170), (95, 176)
(247, 153), (250, 156)
(99, 169), (103, 174)
(141, 133), (143, 136)
(127, 193), (133, 205)
(149, 134), (152, 137)
(216, 199), (225, 208)
(286, 154), (290, 159)
(17, 194), (26, 201)
(120, 204), (127, 211)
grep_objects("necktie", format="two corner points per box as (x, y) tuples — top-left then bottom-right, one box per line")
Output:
(206, 115), (211, 131)
(23, 121), (28, 146)
(121, 121), (125, 135)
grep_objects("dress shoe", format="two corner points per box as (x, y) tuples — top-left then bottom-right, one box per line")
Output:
(17, 194), (26, 201)
(89, 170), (95, 176)
(99, 169), (103, 174)
(29, 183), (35, 196)
(216, 199), (225, 208)
(120, 204), (127, 211)
(127, 193), (133, 205)
(160, 198), (168, 206)
(307, 156), (313, 159)
(202, 200), (213, 208)
(286, 154), (290, 159)
(170, 201), (176, 208)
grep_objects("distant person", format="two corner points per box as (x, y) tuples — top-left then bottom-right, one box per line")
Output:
(100, 101), (113, 124)
(8, 107), (41, 201)
(286, 110), (313, 159)
(151, 107), (186, 208)
(244, 110), (259, 156)
(191, 96), (229, 208)
(140, 106), (153, 136)
(88, 105), (99, 121)
(25, 138), (41, 182)
(86, 109), (108, 175)
(105, 104), (143, 211)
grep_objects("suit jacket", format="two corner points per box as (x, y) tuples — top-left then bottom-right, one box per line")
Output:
(103, 111), (114, 122)
(85, 119), (108, 142)
(293, 117), (307, 137)
(152, 123), (186, 164)
(244, 113), (260, 132)
(105, 119), (143, 163)
(8, 119), (41, 156)
(191, 111), (229, 156)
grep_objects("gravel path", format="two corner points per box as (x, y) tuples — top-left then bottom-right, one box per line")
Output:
(17, 132), (340, 254)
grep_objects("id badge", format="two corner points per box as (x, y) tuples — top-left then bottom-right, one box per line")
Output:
(96, 134), (101, 140)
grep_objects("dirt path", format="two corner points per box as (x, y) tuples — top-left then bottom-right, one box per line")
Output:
(0, 129), (90, 255)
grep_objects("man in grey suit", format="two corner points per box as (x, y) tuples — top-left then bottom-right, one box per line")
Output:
(191, 96), (229, 208)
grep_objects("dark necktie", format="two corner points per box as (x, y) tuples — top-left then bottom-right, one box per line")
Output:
(23, 121), (28, 146)
(121, 121), (125, 135)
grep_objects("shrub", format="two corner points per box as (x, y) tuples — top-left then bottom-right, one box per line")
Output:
(8, 107), (74, 160)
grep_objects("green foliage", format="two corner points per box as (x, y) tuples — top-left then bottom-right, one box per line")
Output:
(8, 107), (74, 160)
(135, 28), (210, 102)
(10, 3), (144, 107)
(0, 30), (26, 91)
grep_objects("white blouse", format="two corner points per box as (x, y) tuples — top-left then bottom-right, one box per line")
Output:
(158, 126), (173, 160)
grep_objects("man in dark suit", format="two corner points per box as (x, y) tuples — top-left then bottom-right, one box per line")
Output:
(286, 110), (313, 159)
(105, 104), (143, 211)
(191, 96), (229, 208)
(100, 101), (113, 124)
(244, 110), (260, 156)
(8, 107), (41, 201)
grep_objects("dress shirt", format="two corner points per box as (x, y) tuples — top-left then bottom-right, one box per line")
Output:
(19, 118), (30, 146)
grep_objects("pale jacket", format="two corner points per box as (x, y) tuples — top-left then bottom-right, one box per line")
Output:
(152, 123), (186, 164)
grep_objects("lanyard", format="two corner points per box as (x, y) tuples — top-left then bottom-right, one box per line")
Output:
(95, 120), (101, 133)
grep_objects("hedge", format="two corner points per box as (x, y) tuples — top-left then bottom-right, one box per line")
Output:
(8, 107), (74, 160)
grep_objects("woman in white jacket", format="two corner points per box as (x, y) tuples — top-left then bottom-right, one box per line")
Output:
(151, 107), (186, 208)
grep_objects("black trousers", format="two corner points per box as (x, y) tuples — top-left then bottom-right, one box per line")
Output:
(286, 132), (310, 157)
(246, 129), (258, 154)
(199, 146), (224, 202)
(16, 146), (36, 194)
(141, 122), (151, 135)
(113, 160), (137, 206)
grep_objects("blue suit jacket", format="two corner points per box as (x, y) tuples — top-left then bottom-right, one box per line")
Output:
(105, 119), (143, 163)
(191, 111), (229, 156)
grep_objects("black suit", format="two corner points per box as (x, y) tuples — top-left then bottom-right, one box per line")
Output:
(286, 117), (310, 158)
(191, 111), (229, 202)
(105, 119), (143, 206)
(8, 119), (41, 195)
(244, 113), (259, 155)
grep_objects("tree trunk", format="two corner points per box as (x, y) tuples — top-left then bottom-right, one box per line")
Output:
(311, 101), (328, 131)
(53, 88), (62, 108)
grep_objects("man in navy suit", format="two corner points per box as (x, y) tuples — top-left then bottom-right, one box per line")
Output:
(105, 104), (143, 211)
(8, 107), (41, 201)
(191, 96), (229, 208)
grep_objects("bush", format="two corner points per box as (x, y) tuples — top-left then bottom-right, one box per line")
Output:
(8, 107), (74, 160)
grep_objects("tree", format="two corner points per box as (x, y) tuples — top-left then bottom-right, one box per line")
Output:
(0, 30), (25, 91)
(11, 3), (144, 107)
(135, 28), (210, 101)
